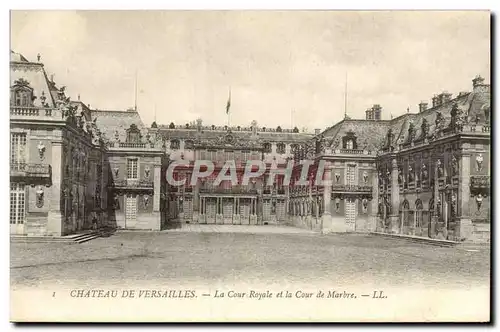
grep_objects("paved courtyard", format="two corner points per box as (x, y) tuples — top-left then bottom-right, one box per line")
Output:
(10, 227), (490, 290)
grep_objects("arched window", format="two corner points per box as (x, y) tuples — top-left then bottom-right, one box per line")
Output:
(126, 124), (141, 143)
(263, 142), (272, 153)
(415, 199), (423, 232)
(400, 199), (410, 234)
(276, 143), (286, 154)
(342, 130), (357, 150)
(11, 79), (34, 107)
(170, 139), (180, 150)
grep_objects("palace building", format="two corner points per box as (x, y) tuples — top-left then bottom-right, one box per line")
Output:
(9, 51), (490, 243)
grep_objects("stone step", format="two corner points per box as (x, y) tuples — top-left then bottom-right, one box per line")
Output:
(370, 232), (459, 247)
(11, 228), (116, 244)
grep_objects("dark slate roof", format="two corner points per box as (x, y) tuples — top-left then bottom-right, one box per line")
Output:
(10, 52), (57, 108)
(92, 109), (148, 142)
(324, 119), (391, 151)
(157, 127), (313, 143)
(319, 85), (490, 151)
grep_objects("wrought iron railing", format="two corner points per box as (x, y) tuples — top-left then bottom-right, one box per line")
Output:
(112, 179), (154, 188)
(10, 163), (51, 177)
(470, 175), (490, 188)
(199, 187), (258, 195)
(339, 149), (364, 154)
(332, 184), (372, 192)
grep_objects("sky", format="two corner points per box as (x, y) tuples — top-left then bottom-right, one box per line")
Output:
(10, 10), (490, 131)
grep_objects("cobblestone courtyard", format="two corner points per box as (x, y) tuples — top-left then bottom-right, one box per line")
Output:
(10, 228), (490, 290)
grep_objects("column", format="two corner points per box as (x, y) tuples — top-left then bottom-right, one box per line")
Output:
(370, 168), (379, 232)
(457, 152), (473, 240)
(389, 158), (400, 234)
(47, 140), (63, 236)
(153, 164), (161, 212)
(193, 179), (200, 211)
(430, 154), (440, 238)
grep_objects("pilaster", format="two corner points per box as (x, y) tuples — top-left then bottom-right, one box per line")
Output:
(47, 140), (63, 236)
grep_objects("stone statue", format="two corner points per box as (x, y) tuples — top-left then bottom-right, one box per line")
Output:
(421, 118), (429, 140)
(451, 155), (458, 176)
(476, 153), (484, 172)
(436, 159), (443, 177)
(408, 120), (416, 143)
(435, 112), (445, 132)
(422, 163), (428, 180)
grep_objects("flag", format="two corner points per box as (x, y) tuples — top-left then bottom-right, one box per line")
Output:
(226, 89), (231, 114)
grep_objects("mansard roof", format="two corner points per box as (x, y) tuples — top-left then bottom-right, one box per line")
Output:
(319, 80), (490, 152)
(322, 119), (391, 151)
(10, 50), (28, 62)
(10, 52), (57, 108)
(157, 126), (313, 143)
(92, 109), (148, 143)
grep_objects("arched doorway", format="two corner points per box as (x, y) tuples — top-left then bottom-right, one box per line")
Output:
(414, 199), (424, 236)
(427, 198), (434, 238)
(400, 199), (410, 234)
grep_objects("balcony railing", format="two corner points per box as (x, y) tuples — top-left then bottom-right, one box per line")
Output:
(339, 149), (365, 154)
(112, 179), (154, 188)
(332, 184), (372, 193)
(118, 142), (147, 148)
(471, 175), (490, 188)
(10, 163), (51, 177)
(199, 187), (258, 195)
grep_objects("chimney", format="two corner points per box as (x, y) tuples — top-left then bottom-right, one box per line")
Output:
(418, 101), (428, 113)
(441, 91), (452, 104)
(372, 104), (382, 120)
(314, 128), (321, 135)
(365, 108), (373, 120)
(472, 75), (485, 88)
(432, 95), (440, 108)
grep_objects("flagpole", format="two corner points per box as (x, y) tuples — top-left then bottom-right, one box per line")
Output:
(134, 70), (138, 112)
(227, 87), (231, 127)
(344, 73), (348, 119)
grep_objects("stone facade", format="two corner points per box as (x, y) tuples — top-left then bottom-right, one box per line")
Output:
(10, 50), (490, 243)
(158, 120), (313, 226)
(291, 76), (490, 243)
(10, 51), (108, 236)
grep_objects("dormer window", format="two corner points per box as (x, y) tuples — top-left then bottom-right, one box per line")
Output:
(263, 142), (272, 153)
(276, 143), (286, 154)
(342, 130), (358, 150)
(170, 139), (180, 150)
(11, 78), (34, 107)
(126, 124), (141, 143)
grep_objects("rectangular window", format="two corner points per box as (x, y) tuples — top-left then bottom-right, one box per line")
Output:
(10, 183), (25, 225)
(11, 133), (27, 166)
(127, 159), (138, 179)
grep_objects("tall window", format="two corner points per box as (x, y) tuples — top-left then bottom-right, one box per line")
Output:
(10, 183), (25, 225)
(126, 124), (141, 143)
(11, 133), (27, 166)
(346, 139), (354, 150)
(346, 165), (356, 185)
(276, 143), (286, 154)
(127, 159), (138, 179)
(170, 139), (180, 150)
(11, 90), (32, 107)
